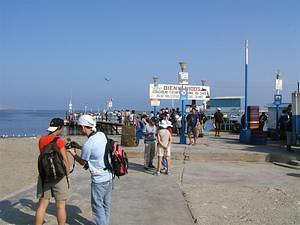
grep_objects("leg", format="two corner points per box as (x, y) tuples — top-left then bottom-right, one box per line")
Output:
(156, 156), (162, 173)
(149, 142), (156, 167)
(35, 198), (49, 225)
(91, 181), (112, 225)
(55, 200), (67, 225)
(166, 157), (170, 174)
(144, 143), (150, 169)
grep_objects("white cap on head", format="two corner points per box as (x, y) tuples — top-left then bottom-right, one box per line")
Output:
(78, 115), (97, 132)
(217, 107), (221, 111)
(159, 119), (173, 128)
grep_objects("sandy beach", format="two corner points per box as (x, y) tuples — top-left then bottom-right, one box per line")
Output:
(0, 136), (86, 200)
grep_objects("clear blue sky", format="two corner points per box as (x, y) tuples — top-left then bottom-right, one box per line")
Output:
(1, 0), (299, 111)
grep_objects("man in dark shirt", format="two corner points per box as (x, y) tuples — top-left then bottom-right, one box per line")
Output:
(214, 108), (223, 137)
(187, 108), (200, 145)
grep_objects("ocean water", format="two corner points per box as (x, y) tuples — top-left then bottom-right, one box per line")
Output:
(0, 109), (67, 137)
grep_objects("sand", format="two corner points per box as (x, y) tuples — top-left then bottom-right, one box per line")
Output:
(0, 136), (86, 200)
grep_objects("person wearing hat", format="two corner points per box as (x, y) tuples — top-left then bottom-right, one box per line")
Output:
(35, 118), (70, 225)
(214, 108), (224, 137)
(68, 114), (113, 225)
(155, 120), (172, 175)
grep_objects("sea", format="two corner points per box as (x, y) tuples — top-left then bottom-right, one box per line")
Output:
(0, 109), (67, 137)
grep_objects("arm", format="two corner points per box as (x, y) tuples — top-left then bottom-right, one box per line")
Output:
(167, 133), (172, 149)
(68, 148), (87, 166)
(60, 146), (71, 175)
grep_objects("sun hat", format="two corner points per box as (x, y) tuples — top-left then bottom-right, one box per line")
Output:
(78, 114), (97, 132)
(47, 118), (64, 132)
(159, 120), (173, 128)
(167, 120), (173, 128)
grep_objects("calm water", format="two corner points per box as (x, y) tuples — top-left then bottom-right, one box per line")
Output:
(0, 109), (67, 137)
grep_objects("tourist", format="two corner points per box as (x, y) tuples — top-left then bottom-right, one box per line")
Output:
(259, 112), (268, 131)
(187, 107), (200, 145)
(35, 118), (70, 225)
(143, 117), (157, 170)
(68, 115), (113, 225)
(155, 120), (172, 175)
(214, 108), (224, 137)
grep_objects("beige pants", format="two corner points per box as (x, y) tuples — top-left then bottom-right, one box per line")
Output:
(144, 141), (155, 167)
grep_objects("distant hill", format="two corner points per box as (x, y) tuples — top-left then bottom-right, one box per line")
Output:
(0, 104), (16, 110)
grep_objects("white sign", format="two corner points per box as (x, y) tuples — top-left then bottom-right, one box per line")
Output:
(178, 72), (189, 85)
(150, 99), (160, 107)
(149, 84), (210, 100)
(276, 79), (282, 91)
(107, 99), (113, 108)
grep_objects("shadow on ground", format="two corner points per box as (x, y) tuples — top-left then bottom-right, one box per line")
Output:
(0, 198), (94, 225)
(287, 173), (300, 178)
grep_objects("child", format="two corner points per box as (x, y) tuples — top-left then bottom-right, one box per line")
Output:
(155, 120), (172, 175)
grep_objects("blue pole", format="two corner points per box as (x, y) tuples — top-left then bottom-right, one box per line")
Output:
(180, 99), (186, 144)
(153, 106), (157, 121)
(240, 40), (251, 144)
(244, 40), (248, 130)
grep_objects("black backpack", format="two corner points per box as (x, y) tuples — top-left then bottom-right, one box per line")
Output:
(104, 137), (128, 179)
(38, 137), (67, 187)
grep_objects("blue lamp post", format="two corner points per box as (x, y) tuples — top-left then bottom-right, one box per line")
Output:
(240, 40), (251, 144)
(274, 70), (282, 137)
(179, 62), (188, 144)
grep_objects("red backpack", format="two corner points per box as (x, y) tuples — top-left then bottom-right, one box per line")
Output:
(104, 138), (128, 178)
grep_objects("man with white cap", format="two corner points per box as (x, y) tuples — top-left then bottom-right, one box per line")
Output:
(68, 114), (113, 225)
(214, 108), (224, 137)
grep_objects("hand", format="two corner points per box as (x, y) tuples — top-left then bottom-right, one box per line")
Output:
(68, 148), (76, 157)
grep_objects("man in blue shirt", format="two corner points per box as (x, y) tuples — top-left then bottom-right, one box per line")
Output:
(69, 115), (112, 225)
(143, 117), (157, 169)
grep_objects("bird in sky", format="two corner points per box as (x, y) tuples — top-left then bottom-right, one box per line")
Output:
(104, 77), (111, 82)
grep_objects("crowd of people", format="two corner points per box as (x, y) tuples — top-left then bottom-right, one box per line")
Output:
(35, 103), (297, 225)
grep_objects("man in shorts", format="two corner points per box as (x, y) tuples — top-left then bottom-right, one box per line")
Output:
(35, 118), (70, 225)
(187, 107), (200, 145)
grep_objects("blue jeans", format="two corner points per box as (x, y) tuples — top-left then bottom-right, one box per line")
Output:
(91, 180), (112, 225)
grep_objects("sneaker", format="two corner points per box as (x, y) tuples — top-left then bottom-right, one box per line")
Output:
(153, 171), (160, 176)
(165, 171), (170, 175)
(149, 164), (156, 168)
(160, 168), (166, 173)
(144, 166), (149, 170)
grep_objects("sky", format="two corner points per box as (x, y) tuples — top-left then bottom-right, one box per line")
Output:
(1, 0), (299, 111)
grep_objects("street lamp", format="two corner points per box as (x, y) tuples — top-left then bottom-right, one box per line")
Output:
(239, 40), (251, 144)
(153, 76), (159, 119)
(179, 62), (188, 144)
(275, 70), (283, 137)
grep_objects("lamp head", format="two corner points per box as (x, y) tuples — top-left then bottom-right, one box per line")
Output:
(179, 62), (187, 72)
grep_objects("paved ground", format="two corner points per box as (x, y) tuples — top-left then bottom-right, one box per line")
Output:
(0, 132), (299, 225)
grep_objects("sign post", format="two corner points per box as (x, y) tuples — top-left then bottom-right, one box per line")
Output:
(179, 62), (188, 144)
(152, 76), (159, 120)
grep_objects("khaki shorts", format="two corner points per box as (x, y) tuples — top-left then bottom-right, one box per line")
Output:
(37, 176), (69, 200)
(188, 127), (199, 138)
(157, 145), (171, 157)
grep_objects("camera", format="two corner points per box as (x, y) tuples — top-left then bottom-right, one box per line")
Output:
(65, 138), (80, 149)
(83, 162), (89, 170)
(65, 142), (72, 149)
